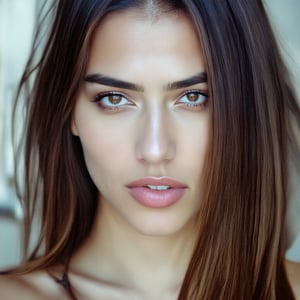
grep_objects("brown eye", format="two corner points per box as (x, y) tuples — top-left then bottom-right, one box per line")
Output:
(108, 94), (122, 104)
(186, 92), (199, 102)
(176, 90), (208, 110)
(93, 92), (134, 110)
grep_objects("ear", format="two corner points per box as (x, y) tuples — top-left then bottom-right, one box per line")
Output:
(70, 117), (79, 136)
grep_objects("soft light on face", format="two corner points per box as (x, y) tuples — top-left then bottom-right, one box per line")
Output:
(72, 9), (211, 236)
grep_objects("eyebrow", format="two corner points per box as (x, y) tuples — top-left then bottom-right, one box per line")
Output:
(166, 72), (207, 90)
(84, 73), (144, 92)
(84, 72), (207, 92)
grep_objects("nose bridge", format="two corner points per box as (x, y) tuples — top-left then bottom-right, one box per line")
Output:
(136, 104), (174, 163)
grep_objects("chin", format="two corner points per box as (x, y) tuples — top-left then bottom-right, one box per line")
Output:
(129, 213), (195, 237)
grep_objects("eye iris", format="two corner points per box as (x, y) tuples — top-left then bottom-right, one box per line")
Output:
(108, 94), (122, 104)
(187, 93), (199, 102)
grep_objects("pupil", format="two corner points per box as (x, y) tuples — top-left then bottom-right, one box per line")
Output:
(109, 95), (122, 104)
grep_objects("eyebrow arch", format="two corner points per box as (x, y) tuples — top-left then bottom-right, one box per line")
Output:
(84, 74), (144, 92)
(83, 72), (207, 92)
(165, 72), (207, 90)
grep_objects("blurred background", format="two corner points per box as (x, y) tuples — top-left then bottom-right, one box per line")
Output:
(0, 0), (299, 269)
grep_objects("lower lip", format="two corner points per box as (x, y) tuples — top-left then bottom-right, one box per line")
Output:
(127, 187), (186, 208)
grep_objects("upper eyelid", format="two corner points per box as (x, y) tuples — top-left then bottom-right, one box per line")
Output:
(176, 89), (209, 100)
(92, 91), (133, 103)
(92, 89), (208, 103)
(181, 89), (208, 95)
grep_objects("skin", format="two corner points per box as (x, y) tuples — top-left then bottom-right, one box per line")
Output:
(71, 10), (210, 238)
(0, 10), (299, 300)
(69, 10), (209, 299)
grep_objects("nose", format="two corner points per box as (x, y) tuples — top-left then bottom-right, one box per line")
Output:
(135, 105), (175, 164)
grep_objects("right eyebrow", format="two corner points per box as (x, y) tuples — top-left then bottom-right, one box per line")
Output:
(84, 73), (144, 92)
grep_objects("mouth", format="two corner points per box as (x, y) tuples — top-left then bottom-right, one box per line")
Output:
(126, 177), (187, 208)
(146, 185), (170, 191)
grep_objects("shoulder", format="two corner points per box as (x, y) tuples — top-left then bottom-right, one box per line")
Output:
(285, 260), (300, 300)
(0, 273), (44, 300)
(0, 270), (67, 300)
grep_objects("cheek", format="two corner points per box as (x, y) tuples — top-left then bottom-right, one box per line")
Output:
(177, 118), (210, 178)
(77, 122), (133, 186)
(180, 115), (210, 153)
(74, 106), (129, 160)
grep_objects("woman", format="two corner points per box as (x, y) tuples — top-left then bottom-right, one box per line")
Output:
(1, 0), (300, 299)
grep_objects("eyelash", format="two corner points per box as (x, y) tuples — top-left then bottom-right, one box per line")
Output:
(92, 92), (133, 111)
(92, 90), (209, 111)
(176, 90), (209, 109)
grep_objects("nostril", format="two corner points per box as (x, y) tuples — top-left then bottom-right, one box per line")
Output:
(135, 133), (176, 164)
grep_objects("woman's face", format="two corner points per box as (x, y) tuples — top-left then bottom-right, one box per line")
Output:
(72, 10), (211, 236)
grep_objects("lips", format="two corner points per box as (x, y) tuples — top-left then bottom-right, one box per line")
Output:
(126, 177), (187, 208)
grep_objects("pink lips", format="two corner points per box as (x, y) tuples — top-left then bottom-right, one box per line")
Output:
(126, 177), (187, 208)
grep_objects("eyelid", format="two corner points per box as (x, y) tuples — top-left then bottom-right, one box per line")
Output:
(92, 91), (135, 111)
(91, 89), (209, 110)
(92, 91), (131, 103)
(180, 89), (208, 97)
(176, 89), (209, 102)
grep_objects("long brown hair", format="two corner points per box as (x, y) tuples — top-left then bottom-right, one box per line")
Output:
(11, 0), (300, 299)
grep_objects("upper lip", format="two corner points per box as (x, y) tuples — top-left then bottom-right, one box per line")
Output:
(126, 176), (187, 188)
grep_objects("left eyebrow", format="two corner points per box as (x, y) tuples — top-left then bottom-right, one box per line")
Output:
(165, 72), (207, 91)
(83, 72), (207, 92)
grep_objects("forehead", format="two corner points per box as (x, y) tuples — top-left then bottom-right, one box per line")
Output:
(86, 9), (205, 77)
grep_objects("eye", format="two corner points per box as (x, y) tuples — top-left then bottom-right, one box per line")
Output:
(176, 90), (208, 109)
(93, 92), (134, 110)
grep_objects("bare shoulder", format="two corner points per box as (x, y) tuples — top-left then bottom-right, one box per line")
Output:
(0, 270), (68, 300)
(0, 273), (45, 300)
(285, 260), (300, 300)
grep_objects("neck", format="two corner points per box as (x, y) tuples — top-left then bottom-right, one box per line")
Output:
(71, 200), (197, 294)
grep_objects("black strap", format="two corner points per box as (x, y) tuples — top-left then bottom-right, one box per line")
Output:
(47, 269), (78, 300)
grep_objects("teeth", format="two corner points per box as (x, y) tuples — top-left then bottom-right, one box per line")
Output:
(147, 185), (170, 191)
